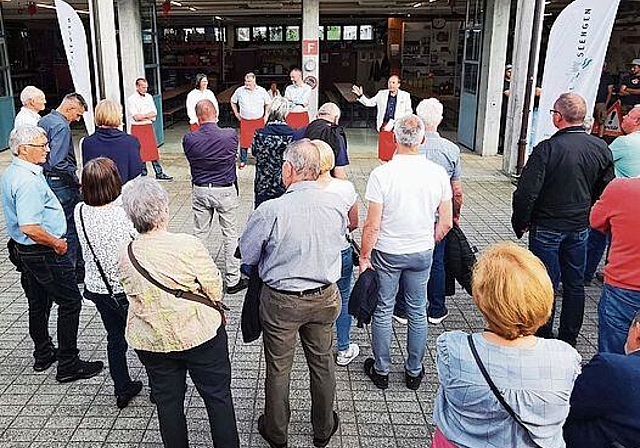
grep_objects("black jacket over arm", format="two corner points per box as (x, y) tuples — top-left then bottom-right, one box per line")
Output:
(512, 126), (614, 238)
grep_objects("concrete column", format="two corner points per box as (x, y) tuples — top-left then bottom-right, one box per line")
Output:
(302, 0), (319, 117)
(475, 0), (510, 157)
(117, 0), (145, 129)
(89, 0), (121, 102)
(502, 0), (545, 173)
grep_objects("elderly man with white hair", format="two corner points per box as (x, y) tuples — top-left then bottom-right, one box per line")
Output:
(360, 114), (453, 391)
(393, 98), (463, 326)
(302, 102), (349, 179)
(15, 86), (46, 128)
(1, 125), (103, 382)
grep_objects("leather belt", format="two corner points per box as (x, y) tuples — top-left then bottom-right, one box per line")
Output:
(193, 182), (234, 188)
(269, 283), (332, 297)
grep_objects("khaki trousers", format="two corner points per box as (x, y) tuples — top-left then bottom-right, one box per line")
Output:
(259, 284), (340, 445)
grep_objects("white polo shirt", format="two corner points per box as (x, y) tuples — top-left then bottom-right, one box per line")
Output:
(127, 92), (157, 126)
(285, 83), (312, 112)
(365, 154), (452, 254)
(230, 86), (271, 120)
(14, 107), (41, 128)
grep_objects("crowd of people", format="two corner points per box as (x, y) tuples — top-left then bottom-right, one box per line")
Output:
(1, 70), (640, 448)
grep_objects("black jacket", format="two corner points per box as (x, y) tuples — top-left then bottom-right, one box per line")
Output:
(349, 268), (378, 328)
(444, 224), (476, 296)
(512, 126), (614, 237)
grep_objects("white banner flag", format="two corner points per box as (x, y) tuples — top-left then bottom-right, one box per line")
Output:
(54, 0), (95, 134)
(533, 0), (620, 146)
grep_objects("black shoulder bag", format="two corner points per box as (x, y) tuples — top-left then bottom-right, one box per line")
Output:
(467, 334), (542, 448)
(79, 204), (126, 307)
(126, 242), (229, 323)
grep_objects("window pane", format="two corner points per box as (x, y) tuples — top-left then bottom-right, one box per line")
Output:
(326, 25), (341, 41)
(318, 25), (324, 41)
(286, 26), (300, 41)
(360, 25), (373, 40)
(237, 27), (250, 42)
(144, 66), (159, 94)
(253, 26), (267, 42)
(269, 26), (283, 42)
(343, 25), (357, 40)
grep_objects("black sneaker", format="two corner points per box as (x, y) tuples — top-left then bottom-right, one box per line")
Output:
(33, 350), (57, 372)
(116, 380), (143, 409)
(156, 173), (173, 181)
(257, 414), (287, 448)
(364, 357), (388, 390)
(56, 360), (104, 383)
(405, 366), (425, 391)
(313, 411), (339, 448)
(226, 277), (249, 295)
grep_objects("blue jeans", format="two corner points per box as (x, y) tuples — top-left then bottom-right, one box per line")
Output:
(239, 148), (249, 164)
(371, 249), (433, 376)
(529, 226), (588, 346)
(598, 283), (640, 354)
(45, 174), (83, 276)
(84, 290), (133, 395)
(585, 228), (609, 282)
(141, 160), (164, 177)
(394, 239), (447, 319)
(12, 242), (82, 373)
(336, 247), (354, 351)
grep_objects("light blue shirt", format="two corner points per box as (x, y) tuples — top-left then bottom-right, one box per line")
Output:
(420, 131), (462, 181)
(1, 157), (66, 245)
(433, 331), (581, 448)
(239, 181), (346, 291)
(610, 131), (640, 178)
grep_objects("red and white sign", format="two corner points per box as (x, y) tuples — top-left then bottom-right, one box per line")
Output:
(302, 39), (318, 56)
(592, 100), (624, 137)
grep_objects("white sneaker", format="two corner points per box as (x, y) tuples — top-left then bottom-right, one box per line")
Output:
(393, 314), (408, 325)
(336, 344), (360, 366)
(428, 311), (449, 325)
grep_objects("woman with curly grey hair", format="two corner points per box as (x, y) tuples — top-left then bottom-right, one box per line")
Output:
(118, 177), (238, 448)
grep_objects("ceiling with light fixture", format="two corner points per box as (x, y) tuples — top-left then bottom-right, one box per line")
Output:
(0, 0), (638, 24)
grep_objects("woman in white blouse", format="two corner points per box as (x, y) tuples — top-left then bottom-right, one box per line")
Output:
(73, 157), (141, 409)
(185, 73), (219, 131)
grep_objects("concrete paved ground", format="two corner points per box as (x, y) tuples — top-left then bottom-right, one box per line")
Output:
(0, 123), (602, 447)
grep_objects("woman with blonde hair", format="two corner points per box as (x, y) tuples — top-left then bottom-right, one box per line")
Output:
(311, 139), (360, 366)
(81, 99), (142, 184)
(432, 242), (581, 448)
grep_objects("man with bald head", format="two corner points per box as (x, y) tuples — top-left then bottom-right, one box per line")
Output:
(302, 102), (349, 179)
(512, 92), (614, 346)
(183, 99), (247, 295)
(240, 139), (346, 448)
(610, 106), (640, 178)
(352, 75), (413, 161)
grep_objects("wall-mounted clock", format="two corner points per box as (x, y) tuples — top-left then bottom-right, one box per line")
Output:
(432, 18), (446, 30)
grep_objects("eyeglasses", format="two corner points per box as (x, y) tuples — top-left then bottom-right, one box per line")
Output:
(26, 142), (49, 149)
(549, 109), (563, 119)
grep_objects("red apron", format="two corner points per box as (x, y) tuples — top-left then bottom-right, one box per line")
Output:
(130, 124), (159, 162)
(431, 428), (459, 448)
(378, 126), (396, 161)
(240, 117), (265, 149)
(189, 123), (200, 132)
(286, 111), (310, 130)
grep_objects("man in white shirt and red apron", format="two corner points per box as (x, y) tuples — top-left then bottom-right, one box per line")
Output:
(127, 78), (172, 180)
(284, 68), (312, 130)
(230, 73), (271, 169)
(352, 75), (413, 162)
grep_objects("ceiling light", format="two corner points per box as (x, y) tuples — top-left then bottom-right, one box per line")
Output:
(412, 2), (422, 7)
(170, 1), (182, 6)
(188, 6), (197, 11)
(215, 15), (223, 20)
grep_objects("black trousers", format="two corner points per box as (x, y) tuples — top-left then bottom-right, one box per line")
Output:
(136, 327), (239, 448)
(11, 242), (82, 372)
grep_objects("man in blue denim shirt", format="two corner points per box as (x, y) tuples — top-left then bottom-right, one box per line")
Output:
(1, 125), (103, 382)
(38, 92), (87, 281)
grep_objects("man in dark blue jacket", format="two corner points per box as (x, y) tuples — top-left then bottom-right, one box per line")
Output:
(564, 310), (640, 448)
(512, 92), (614, 347)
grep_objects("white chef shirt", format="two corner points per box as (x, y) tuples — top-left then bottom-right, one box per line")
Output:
(127, 92), (157, 126)
(185, 89), (219, 125)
